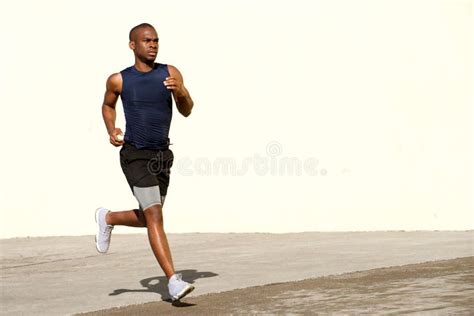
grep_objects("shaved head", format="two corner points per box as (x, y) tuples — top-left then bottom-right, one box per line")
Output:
(129, 23), (155, 42)
(128, 23), (159, 63)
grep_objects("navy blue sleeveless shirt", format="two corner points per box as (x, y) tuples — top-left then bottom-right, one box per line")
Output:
(120, 63), (172, 150)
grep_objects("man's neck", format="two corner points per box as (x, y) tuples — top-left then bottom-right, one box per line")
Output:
(134, 60), (155, 73)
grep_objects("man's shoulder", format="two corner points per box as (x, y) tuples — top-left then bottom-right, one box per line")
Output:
(166, 64), (181, 77)
(107, 72), (123, 83)
(106, 72), (123, 93)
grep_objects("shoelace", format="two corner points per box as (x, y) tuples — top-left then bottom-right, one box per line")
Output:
(102, 225), (113, 239)
(175, 273), (183, 281)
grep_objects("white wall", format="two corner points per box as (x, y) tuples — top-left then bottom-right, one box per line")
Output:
(0, 0), (472, 238)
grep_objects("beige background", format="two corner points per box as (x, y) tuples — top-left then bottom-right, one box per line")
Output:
(0, 0), (472, 238)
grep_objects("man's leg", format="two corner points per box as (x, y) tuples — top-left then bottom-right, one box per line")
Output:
(106, 209), (147, 227)
(131, 186), (175, 277)
(96, 197), (166, 253)
(103, 204), (174, 277)
(142, 203), (175, 279)
(155, 204), (195, 302)
(105, 196), (166, 227)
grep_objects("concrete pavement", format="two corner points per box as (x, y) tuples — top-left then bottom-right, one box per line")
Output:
(1, 231), (473, 315)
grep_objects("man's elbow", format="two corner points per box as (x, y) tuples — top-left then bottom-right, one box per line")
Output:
(181, 109), (192, 117)
(179, 102), (193, 117)
(102, 103), (116, 111)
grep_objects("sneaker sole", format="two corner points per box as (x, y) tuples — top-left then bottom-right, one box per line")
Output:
(95, 208), (107, 254)
(172, 284), (195, 302)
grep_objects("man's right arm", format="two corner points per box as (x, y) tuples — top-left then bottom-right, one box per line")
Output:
(102, 73), (124, 147)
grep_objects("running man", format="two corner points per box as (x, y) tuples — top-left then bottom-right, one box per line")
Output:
(96, 23), (195, 302)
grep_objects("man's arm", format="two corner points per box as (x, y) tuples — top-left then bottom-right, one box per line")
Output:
(165, 65), (194, 117)
(102, 73), (124, 147)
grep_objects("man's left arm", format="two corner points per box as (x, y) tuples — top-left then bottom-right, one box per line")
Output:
(165, 65), (194, 117)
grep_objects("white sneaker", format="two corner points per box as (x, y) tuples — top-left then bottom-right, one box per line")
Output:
(95, 207), (113, 253)
(168, 273), (195, 301)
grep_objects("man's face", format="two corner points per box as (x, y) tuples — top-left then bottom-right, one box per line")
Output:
(130, 27), (159, 62)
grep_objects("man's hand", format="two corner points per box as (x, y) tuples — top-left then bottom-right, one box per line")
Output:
(163, 76), (184, 95)
(109, 128), (125, 147)
(165, 65), (194, 117)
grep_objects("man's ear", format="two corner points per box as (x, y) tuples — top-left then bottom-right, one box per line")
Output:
(129, 41), (135, 50)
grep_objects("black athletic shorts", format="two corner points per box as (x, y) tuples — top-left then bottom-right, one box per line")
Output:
(119, 142), (174, 196)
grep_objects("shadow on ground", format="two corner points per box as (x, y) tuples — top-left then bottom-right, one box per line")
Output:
(109, 269), (218, 304)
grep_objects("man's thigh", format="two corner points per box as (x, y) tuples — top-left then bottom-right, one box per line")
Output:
(120, 143), (173, 210)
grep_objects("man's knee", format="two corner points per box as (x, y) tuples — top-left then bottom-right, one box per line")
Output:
(133, 209), (148, 226)
(143, 204), (164, 224)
